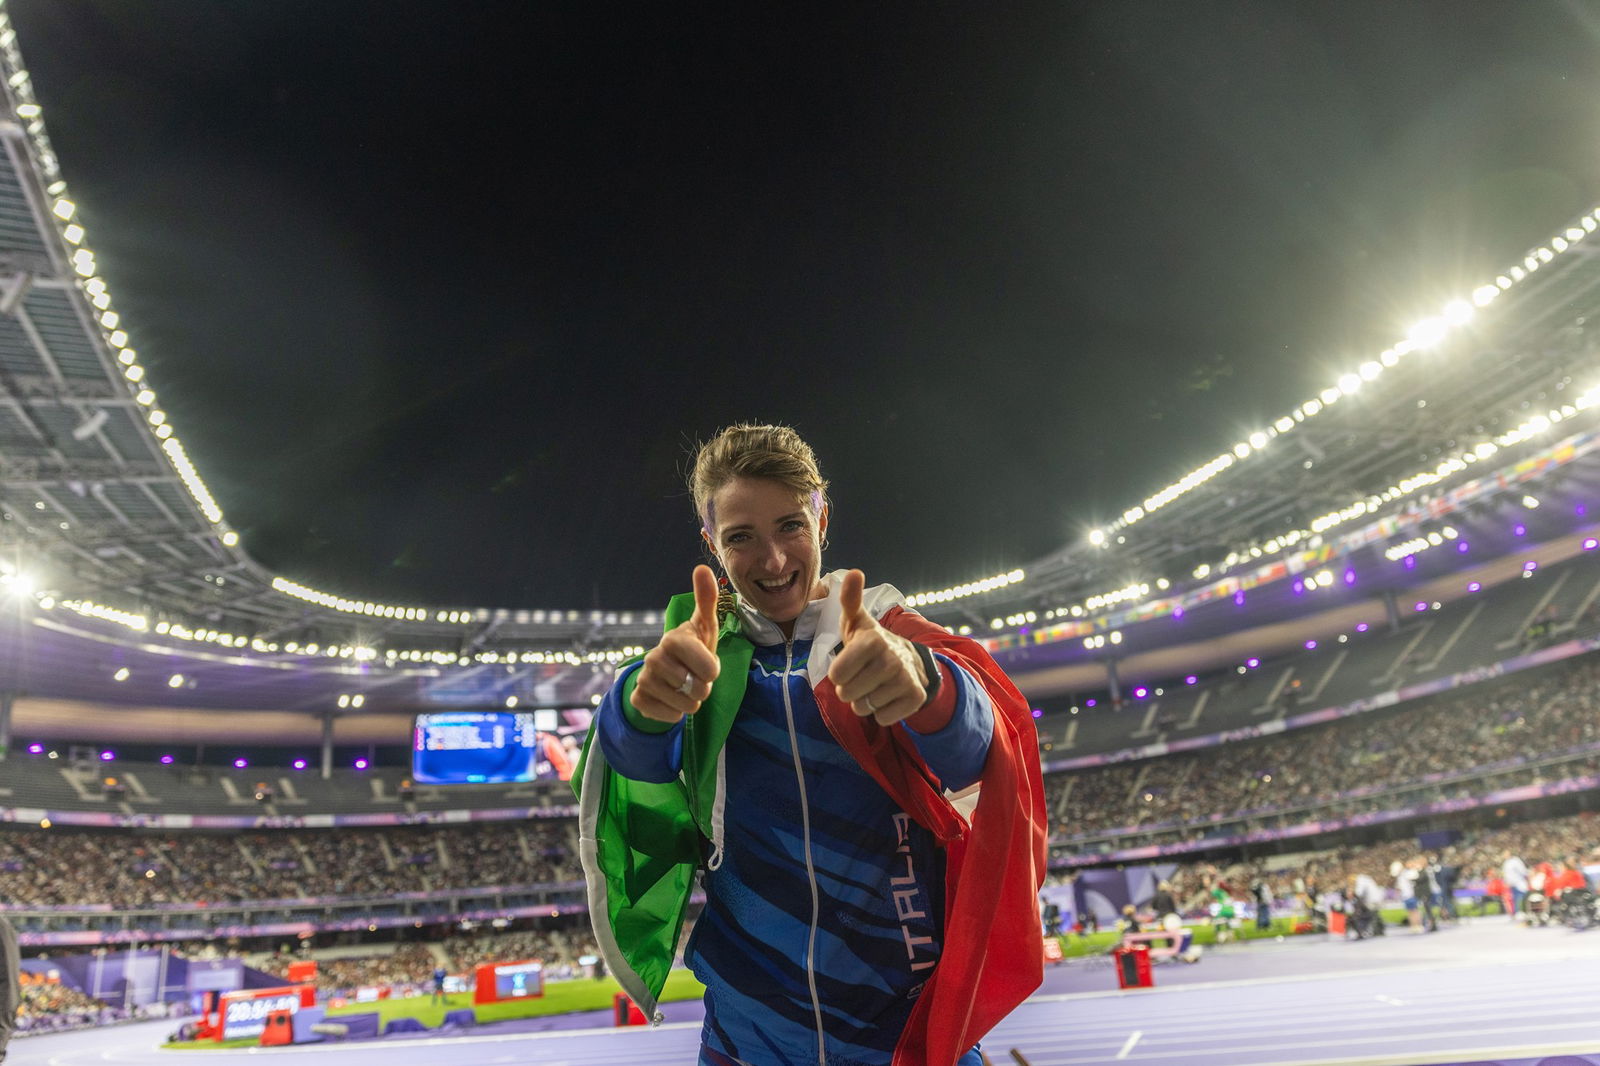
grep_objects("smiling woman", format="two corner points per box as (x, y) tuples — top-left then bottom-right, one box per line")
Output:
(572, 423), (1049, 1066)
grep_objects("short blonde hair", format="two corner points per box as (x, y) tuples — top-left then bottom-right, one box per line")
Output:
(690, 423), (830, 531)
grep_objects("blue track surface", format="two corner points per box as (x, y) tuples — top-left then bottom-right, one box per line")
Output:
(10, 919), (1600, 1066)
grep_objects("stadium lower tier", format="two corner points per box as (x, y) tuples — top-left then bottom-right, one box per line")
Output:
(1049, 651), (1600, 857)
(9, 810), (1595, 1043)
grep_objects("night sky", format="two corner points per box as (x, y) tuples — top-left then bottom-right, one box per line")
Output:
(13, 1), (1600, 610)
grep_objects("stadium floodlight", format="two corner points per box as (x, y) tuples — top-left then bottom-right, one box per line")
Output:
(904, 567), (1024, 609)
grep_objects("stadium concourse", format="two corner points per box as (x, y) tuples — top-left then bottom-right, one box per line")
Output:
(6, 4), (1600, 1066)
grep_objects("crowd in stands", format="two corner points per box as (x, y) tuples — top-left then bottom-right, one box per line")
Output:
(0, 821), (579, 907)
(257, 942), (440, 996)
(252, 923), (600, 995)
(1107, 810), (1600, 928)
(13, 979), (181, 1036)
(6, 652), (1600, 1038)
(1054, 655), (1600, 841)
(15, 980), (112, 1034)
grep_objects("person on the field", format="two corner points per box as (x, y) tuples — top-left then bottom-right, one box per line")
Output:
(1149, 880), (1179, 924)
(1502, 851), (1530, 921)
(1347, 872), (1386, 939)
(0, 912), (18, 1063)
(1251, 874), (1274, 931)
(1394, 859), (1422, 932)
(1208, 881), (1236, 942)
(575, 423), (1047, 1066)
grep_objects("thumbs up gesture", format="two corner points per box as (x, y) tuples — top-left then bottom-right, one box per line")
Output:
(827, 569), (930, 727)
(632, 564), (722, 725)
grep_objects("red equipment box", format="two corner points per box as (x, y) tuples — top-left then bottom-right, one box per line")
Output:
(259, 1010), (294, 1046)
(613, 992), (649, 1026)
(1112, 944), (1153, 989)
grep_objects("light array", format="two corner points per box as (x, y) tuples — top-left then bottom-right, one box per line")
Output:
(383, 646), (644, 667)
(905, 568), (1024, 608)
(27, 579), (644, 669)
(1089, 207), (1600, 547)
(271, 577), (470, 623)
(1209, 382), (1599, 579)
(57, 598), (147, 630)
(1384, 526), (1461, 562)
(467, 647), (644, 665)
(1, 61), (245, 555)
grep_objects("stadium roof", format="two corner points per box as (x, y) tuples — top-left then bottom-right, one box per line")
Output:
(1, 3), (1598, 714)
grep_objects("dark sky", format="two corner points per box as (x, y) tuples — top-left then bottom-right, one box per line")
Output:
(14, 1), (1600, 609)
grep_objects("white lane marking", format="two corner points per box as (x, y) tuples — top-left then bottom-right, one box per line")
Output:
(979, 1018), (1600, 1063)
(1114, 1030), (1142, 1060)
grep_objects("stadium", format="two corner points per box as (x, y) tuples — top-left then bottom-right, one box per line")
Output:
(2, 5), (1600, 1066)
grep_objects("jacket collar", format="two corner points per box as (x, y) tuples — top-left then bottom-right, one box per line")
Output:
(732, 569), (848, 647)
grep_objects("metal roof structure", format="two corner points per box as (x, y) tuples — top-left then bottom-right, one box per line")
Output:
(0, 1), (1597, 719)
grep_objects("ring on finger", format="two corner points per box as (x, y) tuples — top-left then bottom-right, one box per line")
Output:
(864, 693), (879, 713)
(676, 671), (695, 696)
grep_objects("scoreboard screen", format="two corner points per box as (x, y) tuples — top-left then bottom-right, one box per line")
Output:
(413, 712), (546, 784)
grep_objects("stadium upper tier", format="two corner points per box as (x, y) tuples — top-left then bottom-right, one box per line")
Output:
(2, 540), (1594, 818)
(0, 1), (1598, 713)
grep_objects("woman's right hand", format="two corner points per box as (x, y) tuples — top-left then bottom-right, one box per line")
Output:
(629, 564), (721, 725)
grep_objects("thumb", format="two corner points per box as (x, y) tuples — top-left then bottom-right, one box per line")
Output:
(690, 564), (720, 650)
(838, 568), (869, 641)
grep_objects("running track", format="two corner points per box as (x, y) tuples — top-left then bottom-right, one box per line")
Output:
(12, 919), (1600, 1066)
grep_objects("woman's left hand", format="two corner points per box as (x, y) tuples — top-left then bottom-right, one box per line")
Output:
(827, 569), (929, 726)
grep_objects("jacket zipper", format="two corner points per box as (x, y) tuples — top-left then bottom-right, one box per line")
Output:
(778, 635), (827, 1065)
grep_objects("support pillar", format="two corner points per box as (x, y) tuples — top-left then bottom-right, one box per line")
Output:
(1383, 590), (1402, 633)
(321, 712), (335, 780)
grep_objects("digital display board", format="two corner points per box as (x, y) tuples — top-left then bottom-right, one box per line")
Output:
(217, 985), (315, 1041)
(473, 960), (544, 1005)
(493, 961), (543, 999)
(412, 712), (582, 784)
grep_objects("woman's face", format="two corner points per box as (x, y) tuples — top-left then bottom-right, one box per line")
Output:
(704, 476), (828, 631)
